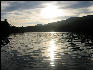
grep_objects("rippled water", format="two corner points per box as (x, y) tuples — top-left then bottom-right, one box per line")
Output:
(1, 32), (93, 70)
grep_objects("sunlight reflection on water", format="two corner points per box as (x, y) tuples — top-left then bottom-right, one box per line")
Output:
(1, 32), (93, 70)
(49, 39), (56, 66)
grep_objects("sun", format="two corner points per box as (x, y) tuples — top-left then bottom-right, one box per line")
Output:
(40, 4), (62, 19)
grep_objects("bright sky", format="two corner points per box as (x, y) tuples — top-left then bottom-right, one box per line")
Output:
(1, 1), (93, 27)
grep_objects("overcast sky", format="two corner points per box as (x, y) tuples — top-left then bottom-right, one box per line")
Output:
(1, 1), (93, 27)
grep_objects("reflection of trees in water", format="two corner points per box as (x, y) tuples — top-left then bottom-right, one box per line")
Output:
(0, 33), (24, 47)
(0, 33), (10, 47)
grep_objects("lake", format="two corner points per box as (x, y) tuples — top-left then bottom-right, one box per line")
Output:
(1, 32), (93, 70)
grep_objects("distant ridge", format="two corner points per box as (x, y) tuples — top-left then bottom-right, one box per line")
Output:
(24, 15), (93, 32)
(0, 15), (93, 33)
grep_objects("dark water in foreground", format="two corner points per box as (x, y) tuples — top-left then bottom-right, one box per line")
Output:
(1, 32), (93, 70)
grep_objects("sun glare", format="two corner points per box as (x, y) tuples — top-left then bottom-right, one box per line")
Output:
(40, 4), (62, 19)
(48, 38), (56, 66)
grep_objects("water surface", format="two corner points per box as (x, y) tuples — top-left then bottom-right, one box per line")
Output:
(1, 32), (93, 70)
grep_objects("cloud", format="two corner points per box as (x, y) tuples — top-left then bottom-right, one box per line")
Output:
(1, 1), (93, 27)
(1, 1), (11, 11)
(58, 1), (93, 9)
(68, 1), (93, 9)
(56, 1), (79, 9)
(1, 1), (50, 12)
(88, 5), (93, 12)
(4, 7), (64, 27)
